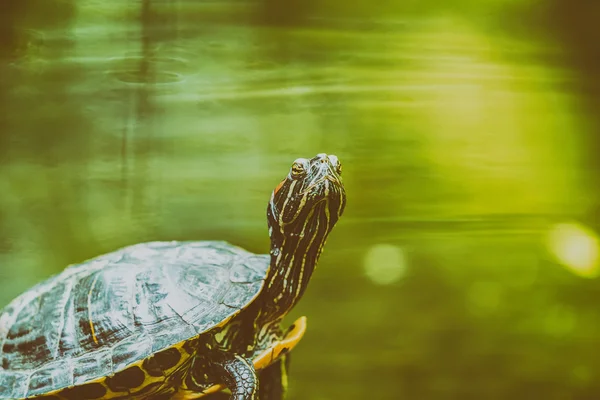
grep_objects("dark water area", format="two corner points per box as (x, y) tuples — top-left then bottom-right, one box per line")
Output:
(2, 0), (600, 399)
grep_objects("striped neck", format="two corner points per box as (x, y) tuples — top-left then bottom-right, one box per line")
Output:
(252, 153), (346, 327)
(258, 202), (331, 322)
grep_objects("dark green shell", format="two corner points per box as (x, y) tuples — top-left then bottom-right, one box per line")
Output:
(0, 241), (269, 398)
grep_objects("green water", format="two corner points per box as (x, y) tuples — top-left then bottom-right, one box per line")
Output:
(1, 0), (600, 399)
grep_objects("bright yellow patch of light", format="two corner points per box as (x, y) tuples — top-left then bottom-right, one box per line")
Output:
(364, 244), (407, 285)
(401, 18), (585, 217)
(547, 223), (600, 278)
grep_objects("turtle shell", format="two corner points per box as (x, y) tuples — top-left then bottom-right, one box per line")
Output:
(0, 241), (269, 399)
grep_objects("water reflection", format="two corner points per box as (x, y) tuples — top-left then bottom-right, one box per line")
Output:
(1, 0), (599, 399)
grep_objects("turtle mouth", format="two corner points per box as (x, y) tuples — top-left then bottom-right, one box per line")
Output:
(299, 174), (341, 197)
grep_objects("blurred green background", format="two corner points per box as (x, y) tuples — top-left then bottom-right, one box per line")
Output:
(2, 0), (600, 398)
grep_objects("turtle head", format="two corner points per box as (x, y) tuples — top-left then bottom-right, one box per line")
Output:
(267, 153), (346, 249)
(260, 153), (346, 318)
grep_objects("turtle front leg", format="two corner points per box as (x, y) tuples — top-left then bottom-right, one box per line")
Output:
(210, 352), (258, 400)
(203, 355), (289, 400)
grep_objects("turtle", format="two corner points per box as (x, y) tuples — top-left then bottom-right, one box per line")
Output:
(0, 153), (346, 400)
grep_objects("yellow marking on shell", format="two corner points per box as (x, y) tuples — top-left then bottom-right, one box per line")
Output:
(35, 343), (193, 400)
(172, 316), (308, 400)
(87, 274), (101, 345)
(34, 316), (308, 400)
(28, 271), (266, 400)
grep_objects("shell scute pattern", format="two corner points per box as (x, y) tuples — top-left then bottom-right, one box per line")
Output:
(27, 360), (72, 397)
(73, 350), (112, 384)
(0, 241), (270, 399)
(111, 335), (152, 372)
(0, 370), (28, 398)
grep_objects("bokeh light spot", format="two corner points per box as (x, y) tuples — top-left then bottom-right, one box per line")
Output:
(364, 244), (407, 285)
(547, 223), (600, 278)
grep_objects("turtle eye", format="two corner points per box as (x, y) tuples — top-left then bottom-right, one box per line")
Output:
(290, 160), (306, 178)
